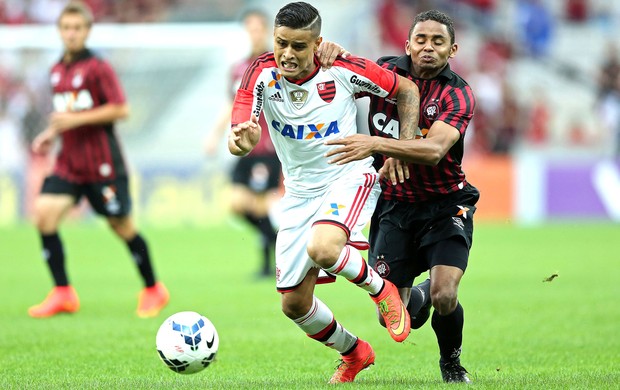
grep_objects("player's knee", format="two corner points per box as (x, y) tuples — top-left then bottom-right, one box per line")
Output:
(229, 187), (253, 215)
(431, 287), (458, 316)
(107, 217), (135, 240)
(306, 242), (340, 269)
(33, 200), (58, 233)
(281, 296), (312, 320)
(229, 201), (246, 216)
(33, 210), (48, 232)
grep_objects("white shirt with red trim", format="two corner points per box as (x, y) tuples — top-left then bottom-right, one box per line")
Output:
(232, 54), (399, 197)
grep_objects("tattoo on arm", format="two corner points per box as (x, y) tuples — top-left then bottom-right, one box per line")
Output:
(396, 87), (420, 140)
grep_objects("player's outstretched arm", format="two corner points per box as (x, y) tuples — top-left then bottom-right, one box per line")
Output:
(33, 103), (129, 154)
(228, 114), (261, 157)
(324, 76), (419, 167)
(371, 120), (460, 166)
(49, 103), (129, 134)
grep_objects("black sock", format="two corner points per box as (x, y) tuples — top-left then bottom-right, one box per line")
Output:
(126, 234), (156, 287)
(260, 238), (273, 274)
(257, 217), (277, 241)
(41, 232), (68, 286)
(259, 218), (276, 274)
(432, 302), (464, 361)
(245, 213), (276, 275)
(244, 214), (277, 240)
(407, 278), (431, 317)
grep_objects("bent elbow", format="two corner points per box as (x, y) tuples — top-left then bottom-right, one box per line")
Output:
(424, 148), (444, 166)
(118, 104), (130, 120)
(428, 154), (443, 166)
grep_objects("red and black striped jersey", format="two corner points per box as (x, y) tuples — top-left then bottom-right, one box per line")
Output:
(367, 55), (475, 202)
(49, 49), (127, 183)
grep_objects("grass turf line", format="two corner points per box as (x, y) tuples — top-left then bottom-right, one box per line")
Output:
(1, 222), (618, 389)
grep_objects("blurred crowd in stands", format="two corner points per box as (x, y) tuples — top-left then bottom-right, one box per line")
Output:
(377, 0), (620, 156)
(0, 0), (174, 23)
(0, 0), (253, 23)
(1, 0), (619, 165)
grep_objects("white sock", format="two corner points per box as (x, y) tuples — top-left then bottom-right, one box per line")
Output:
(293, 296), (357, 353)
(324, 245), (384, 295)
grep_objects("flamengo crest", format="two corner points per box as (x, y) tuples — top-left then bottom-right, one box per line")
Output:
(317, 81), (336, 103)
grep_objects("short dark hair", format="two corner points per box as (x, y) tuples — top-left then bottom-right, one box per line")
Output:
(409, 10), (455, 44)
(274, 2), (321, 37)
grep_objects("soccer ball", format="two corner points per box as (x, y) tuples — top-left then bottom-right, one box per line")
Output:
(156, 311), (219, 374)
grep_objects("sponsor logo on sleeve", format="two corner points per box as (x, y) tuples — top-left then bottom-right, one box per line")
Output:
(253, 81), (265, 117)
(350, 75), (381, 94)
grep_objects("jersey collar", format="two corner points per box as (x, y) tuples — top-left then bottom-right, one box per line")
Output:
(59, 48), (94, 65)
(283, 56), (321, 85)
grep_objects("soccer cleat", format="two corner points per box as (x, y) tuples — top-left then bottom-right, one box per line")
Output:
(440, 358), (472, 384)
(411, 278), (432, 329)
(28, 286), (80, 318)
(371, 280), (411, 342)
(137, 282), (169, 318)
(328, 339), (375, 384)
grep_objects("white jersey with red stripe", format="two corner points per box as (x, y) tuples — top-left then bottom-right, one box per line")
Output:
(232, 53), (399, 197)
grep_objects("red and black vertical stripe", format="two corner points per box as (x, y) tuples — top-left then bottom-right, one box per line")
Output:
(368, 56), (475, 202)
(52, 50), (128, 183)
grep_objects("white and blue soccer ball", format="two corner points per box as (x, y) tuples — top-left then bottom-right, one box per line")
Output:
(156, 311), (219, 374)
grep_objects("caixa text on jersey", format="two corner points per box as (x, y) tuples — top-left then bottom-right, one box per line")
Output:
(271, 120), (340, 140)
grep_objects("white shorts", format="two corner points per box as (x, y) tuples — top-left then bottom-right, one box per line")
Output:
(275, 171), (380, 292)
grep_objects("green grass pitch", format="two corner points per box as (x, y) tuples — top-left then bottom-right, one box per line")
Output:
(1, 221), (618, 389)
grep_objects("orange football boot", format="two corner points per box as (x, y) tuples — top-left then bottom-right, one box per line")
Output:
(329, 339), (375, 384)
(137, 282), (169, 318)
(28, 286), (80, 318)
(371, 279), (411, 342)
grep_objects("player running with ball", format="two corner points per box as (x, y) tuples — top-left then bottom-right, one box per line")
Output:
(229, 2), (420, 384)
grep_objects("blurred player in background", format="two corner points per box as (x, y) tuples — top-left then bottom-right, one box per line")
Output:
(28, 1), (169, 319)
(229, 2), (420, 383)
(325, 10), (477, 384)
(204, 8), (281, 278)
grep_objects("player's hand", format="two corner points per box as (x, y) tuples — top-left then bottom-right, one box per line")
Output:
(378, 157), (409, 185)
(229, 114), (261, 156)
(317, 40), (350, 71)
(324, 134), (377, 165)
(31, 127), (58, 155)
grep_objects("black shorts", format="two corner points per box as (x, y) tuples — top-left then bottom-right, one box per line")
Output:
(369, 184), (479, 288)
(40, 175), (132, 217)
(232, 154), (281, 193)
